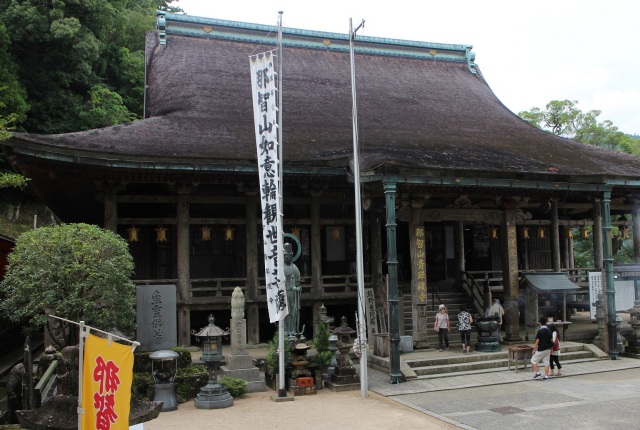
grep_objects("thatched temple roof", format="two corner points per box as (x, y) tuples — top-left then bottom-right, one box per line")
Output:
(3, 12), (640, 223)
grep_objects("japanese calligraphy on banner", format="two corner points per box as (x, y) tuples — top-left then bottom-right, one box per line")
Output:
(81, 334), (133, 430)
(250, 50), (288, 323)
(415, 226), (427, 303)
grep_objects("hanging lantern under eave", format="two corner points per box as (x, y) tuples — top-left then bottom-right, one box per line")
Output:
(490, 226), (498, 239)
(537, 227), (545, 239)
(523, 226), (530, 239)
(566, 227), (574, 239)
(291, 226), (301, 238)
(224, 225), (235, 241)
(580, 226), (589, 239)
(622, 226), (631, 240)
(201, 225), (212, 241)
(330, 226), (341, 241)
(155, 226), (168, 242)
(128, 226), (140, 242)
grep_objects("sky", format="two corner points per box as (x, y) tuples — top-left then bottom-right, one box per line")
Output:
(174, 0), (640, 135)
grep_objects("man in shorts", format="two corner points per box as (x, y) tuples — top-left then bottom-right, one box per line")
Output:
(531, 316), (552, 381)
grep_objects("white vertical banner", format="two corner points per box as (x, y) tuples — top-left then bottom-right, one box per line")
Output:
(250, 50), (288, 323)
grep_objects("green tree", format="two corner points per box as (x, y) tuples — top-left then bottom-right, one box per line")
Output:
(518, 100), (640, 155)
(0, 223), (136, 346)
(0, 23), (28, 124)
(0, 0), (180, 133)
(79, 85), (137, 129)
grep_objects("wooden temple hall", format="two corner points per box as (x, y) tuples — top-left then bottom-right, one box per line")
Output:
(4, 12), (640, 350)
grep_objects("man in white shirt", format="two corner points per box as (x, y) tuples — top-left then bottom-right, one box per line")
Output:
(489, 298), (504, 342)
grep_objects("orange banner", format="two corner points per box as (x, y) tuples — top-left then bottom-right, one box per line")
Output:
(81, 334), (134, 430)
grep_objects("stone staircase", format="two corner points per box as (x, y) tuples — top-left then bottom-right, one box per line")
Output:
(411, 291), (473, 349)
(396, 343), (604, 380)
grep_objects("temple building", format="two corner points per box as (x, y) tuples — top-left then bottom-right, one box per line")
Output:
(3, 12), (640, 357)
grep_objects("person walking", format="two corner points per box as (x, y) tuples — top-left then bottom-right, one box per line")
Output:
(457, 305), (473, 353)
(531, 316), (553, 381)
(550, 324), (562, 376)
(434, 304), (450, 351)
(489, 298), (505, 343)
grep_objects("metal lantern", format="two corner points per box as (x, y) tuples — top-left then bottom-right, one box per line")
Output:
(201, 225), (212, 241)
(149, 350), (179, 412)
(224, 225), (235, 241)
(155, 226), (168, 242)
(127, 225), (140, 242)
(191, 314), (233, 409)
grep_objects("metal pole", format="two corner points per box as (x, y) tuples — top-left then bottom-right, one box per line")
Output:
(276, 11), (288, 398)
(349, 17), (368, 398)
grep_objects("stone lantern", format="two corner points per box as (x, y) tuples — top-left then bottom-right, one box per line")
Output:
(623, 300), (640, 357)
(192, 314), (233, 409)
(326, 316), (360, 391)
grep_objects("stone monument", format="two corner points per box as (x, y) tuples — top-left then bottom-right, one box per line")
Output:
(325, 316), (360, 392)
(220, 287), (266, 392)
(136, 284), (177, 352)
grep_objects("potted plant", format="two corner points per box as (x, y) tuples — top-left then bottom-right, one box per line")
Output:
(311, 322), (334, 389)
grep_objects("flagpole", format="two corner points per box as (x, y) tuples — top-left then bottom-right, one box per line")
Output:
(276, 10), (288, 399)
(349, 17), (368, 398)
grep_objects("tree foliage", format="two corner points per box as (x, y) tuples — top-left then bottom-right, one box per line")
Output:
(518, 100), (639, 155)
(0, 0), (180, 133)
(0, 223), (136, 343)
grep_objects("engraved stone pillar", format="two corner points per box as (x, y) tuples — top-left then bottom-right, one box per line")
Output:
(220, 287), (266, 392)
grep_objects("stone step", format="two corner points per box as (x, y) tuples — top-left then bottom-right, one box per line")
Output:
(410, 350), (596, 376)
(414, 356), (603, 380)
(405, 344), (589, 368)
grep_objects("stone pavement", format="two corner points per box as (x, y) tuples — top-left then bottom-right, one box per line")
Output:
(387, 364), (640, 430)
(144, 352), (640, 430)
(367, 345), (640, 396)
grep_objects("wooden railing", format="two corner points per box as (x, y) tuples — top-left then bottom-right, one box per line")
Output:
(135, 273), (369, 304)
(460, 268), (597, 312)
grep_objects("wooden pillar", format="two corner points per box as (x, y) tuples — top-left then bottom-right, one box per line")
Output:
(551, 200), (561, 272)
(370, 208), (383, 287)
(454, 221), (465, 286)
(593, 198), (603, 271)
(409, 206), (428, 343)
(562, 226), (571, 270)
(103, 190), (117, 233)
(97, 180), (124, 233)
(502, 210), (522, 342)
(310, 190), (322, 298)
(383, 181), (401, 383)
(245, 191), (260, 345)
(633, 200), (640, 264)
(176, 186), (191, 347)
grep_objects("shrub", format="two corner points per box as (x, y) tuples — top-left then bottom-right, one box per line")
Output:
(312, 322), (334, 369)
(219, 376), (248, 398)
(0, 223), (135, 346)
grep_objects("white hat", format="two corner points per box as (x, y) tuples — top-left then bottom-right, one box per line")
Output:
(438, 304), (445, 310)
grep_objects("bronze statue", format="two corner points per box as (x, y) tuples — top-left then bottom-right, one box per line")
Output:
(283, 242), (301, 336)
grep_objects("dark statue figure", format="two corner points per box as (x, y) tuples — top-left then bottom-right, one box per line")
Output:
(283, 242), (301, 336)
